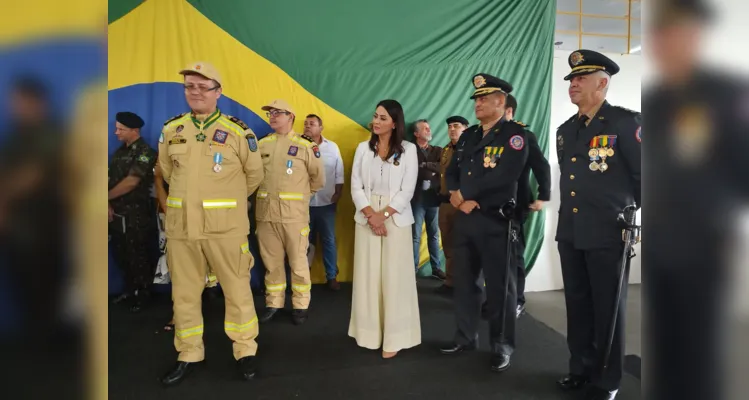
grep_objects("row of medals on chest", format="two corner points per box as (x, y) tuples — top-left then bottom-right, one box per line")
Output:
(589, 146), (615, 172)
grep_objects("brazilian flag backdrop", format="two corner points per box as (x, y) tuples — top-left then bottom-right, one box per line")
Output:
(108, 0), (556, 288)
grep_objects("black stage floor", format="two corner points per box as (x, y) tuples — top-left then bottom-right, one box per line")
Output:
(109, 279), (641, 400)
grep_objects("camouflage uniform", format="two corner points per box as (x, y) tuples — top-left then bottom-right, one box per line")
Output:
(108, 137), (158, 293)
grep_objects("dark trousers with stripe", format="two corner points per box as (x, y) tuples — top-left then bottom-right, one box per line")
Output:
(558, 241), (628, 391)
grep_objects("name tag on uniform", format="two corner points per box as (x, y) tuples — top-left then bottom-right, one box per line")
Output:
(169, 137), (187, 145)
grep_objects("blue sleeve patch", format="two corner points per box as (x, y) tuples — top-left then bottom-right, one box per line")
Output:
(246, 134), (258, 152)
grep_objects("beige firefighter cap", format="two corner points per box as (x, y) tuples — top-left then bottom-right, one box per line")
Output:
(179, 62), (222, 86)
(261, 99), (295, 115)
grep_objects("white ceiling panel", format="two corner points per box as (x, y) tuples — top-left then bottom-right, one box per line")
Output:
(556, 0), (642, 55)
(554, 32), (581, 51)
(556, 13), (580, 31)
(557, 0), (581, 13)
(582, 16), (629, 35)
(582, 0), (630, 17)
(582, 35), (629, 54)
(630, 18), (642, 37)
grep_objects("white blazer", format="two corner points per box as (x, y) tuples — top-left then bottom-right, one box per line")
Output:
(351, 140), (418, 227)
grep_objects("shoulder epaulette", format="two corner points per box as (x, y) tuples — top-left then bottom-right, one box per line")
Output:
(300, 134), (315, 143)
(163, 112), (187, 126)
(224, 114), (250, 130)
(557, 114), (577, 130)
(512, 120), (527, 127)
(611, 105), (640, 116)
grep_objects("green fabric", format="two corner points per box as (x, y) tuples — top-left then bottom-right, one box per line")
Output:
(110, 0), (556, 272)
(108, 0), (144, 23)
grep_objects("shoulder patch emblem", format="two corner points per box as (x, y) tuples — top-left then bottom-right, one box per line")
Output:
(288, 145), (299, 156)
(138, 154), (150, 163)
(509, 135), (525, 150)
(227, 115), (249, 130)
(176, 125), (184, 134)
(635, 126), (641, 143)
(312, 145), (321, 158)
(246, 133), (258, 152)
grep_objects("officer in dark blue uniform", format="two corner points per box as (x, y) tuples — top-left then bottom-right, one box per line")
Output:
(505, 94), (551, 317)
(439, 73), (529, 373)
(554, 50), (641, 400)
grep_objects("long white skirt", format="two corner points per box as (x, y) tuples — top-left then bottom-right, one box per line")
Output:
(348, 195), (422, 353)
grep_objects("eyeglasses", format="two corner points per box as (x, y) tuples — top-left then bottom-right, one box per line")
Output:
(266, 110), (290, 118)
(183, 84), (220, 93)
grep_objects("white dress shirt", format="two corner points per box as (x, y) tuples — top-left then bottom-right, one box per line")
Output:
(370, 155), (392, 196)
(310, 137), (345, 207)
(350, 140), (418, 227)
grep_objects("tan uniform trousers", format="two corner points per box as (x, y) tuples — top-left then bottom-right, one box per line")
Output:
(438, 202), (458, 287)
(167, 236), (258, 362)
(257, 221), (311, 309)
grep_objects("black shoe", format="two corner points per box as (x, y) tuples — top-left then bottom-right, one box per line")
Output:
(112, 293), (130, 304)
(557, 374), (590, 391)
(490, 353), (511, 372)
(431, 268), (446, 280)
(160, 361), (202, 386)
(584, 387), (618, 400)
(237, 356), (257, 380)
(327, 279), (340, 291)
(435, 284), (453, 296)
(259, 308), (280, 324)
(516, 304), (526, 318)
(439, 342), (477, 354)
(130, 302), (142, 313)
(291, 309), (308, 325)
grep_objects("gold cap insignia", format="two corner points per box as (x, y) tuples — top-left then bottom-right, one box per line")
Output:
(473, 75), (487, 88)
(570, 52), (584, 66)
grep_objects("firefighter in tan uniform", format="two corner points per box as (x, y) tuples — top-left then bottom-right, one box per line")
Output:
(157, 62), (264, 386)
(436, 115), (469, 295)
(256, 99), (324, 325)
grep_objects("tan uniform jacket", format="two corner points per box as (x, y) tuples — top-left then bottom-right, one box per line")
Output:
(256, 131), (325, 223)
(158, 110), (263, 240)
(439, 143), (456, 197)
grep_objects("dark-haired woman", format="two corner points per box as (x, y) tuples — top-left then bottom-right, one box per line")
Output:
(348, 100), (420, 358)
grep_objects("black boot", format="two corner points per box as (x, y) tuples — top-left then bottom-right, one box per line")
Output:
(160, 361), (202, 386)
(557, 374), (590, 391)
(439, 342), (477, 355)
(292, 309), (308, 325)
(237, 356), (257, 380)
(130, 288), (151, 313)
(584, 387), (618, 400)
(490, 353), (511, 372)
(259, 307), (280, 323)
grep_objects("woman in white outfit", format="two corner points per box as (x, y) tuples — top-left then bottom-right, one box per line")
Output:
(348, 99), (420, 358)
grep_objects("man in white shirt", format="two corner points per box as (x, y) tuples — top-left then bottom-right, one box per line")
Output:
(304, 114), (344, 290)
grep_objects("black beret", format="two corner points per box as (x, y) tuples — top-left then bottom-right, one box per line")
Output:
(12, 75), (48, 99)
(563, 50), (620, 81)
(470, 73), (513, 99)
(446, 115), (469, 126)
(116, 112), (145, 129)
